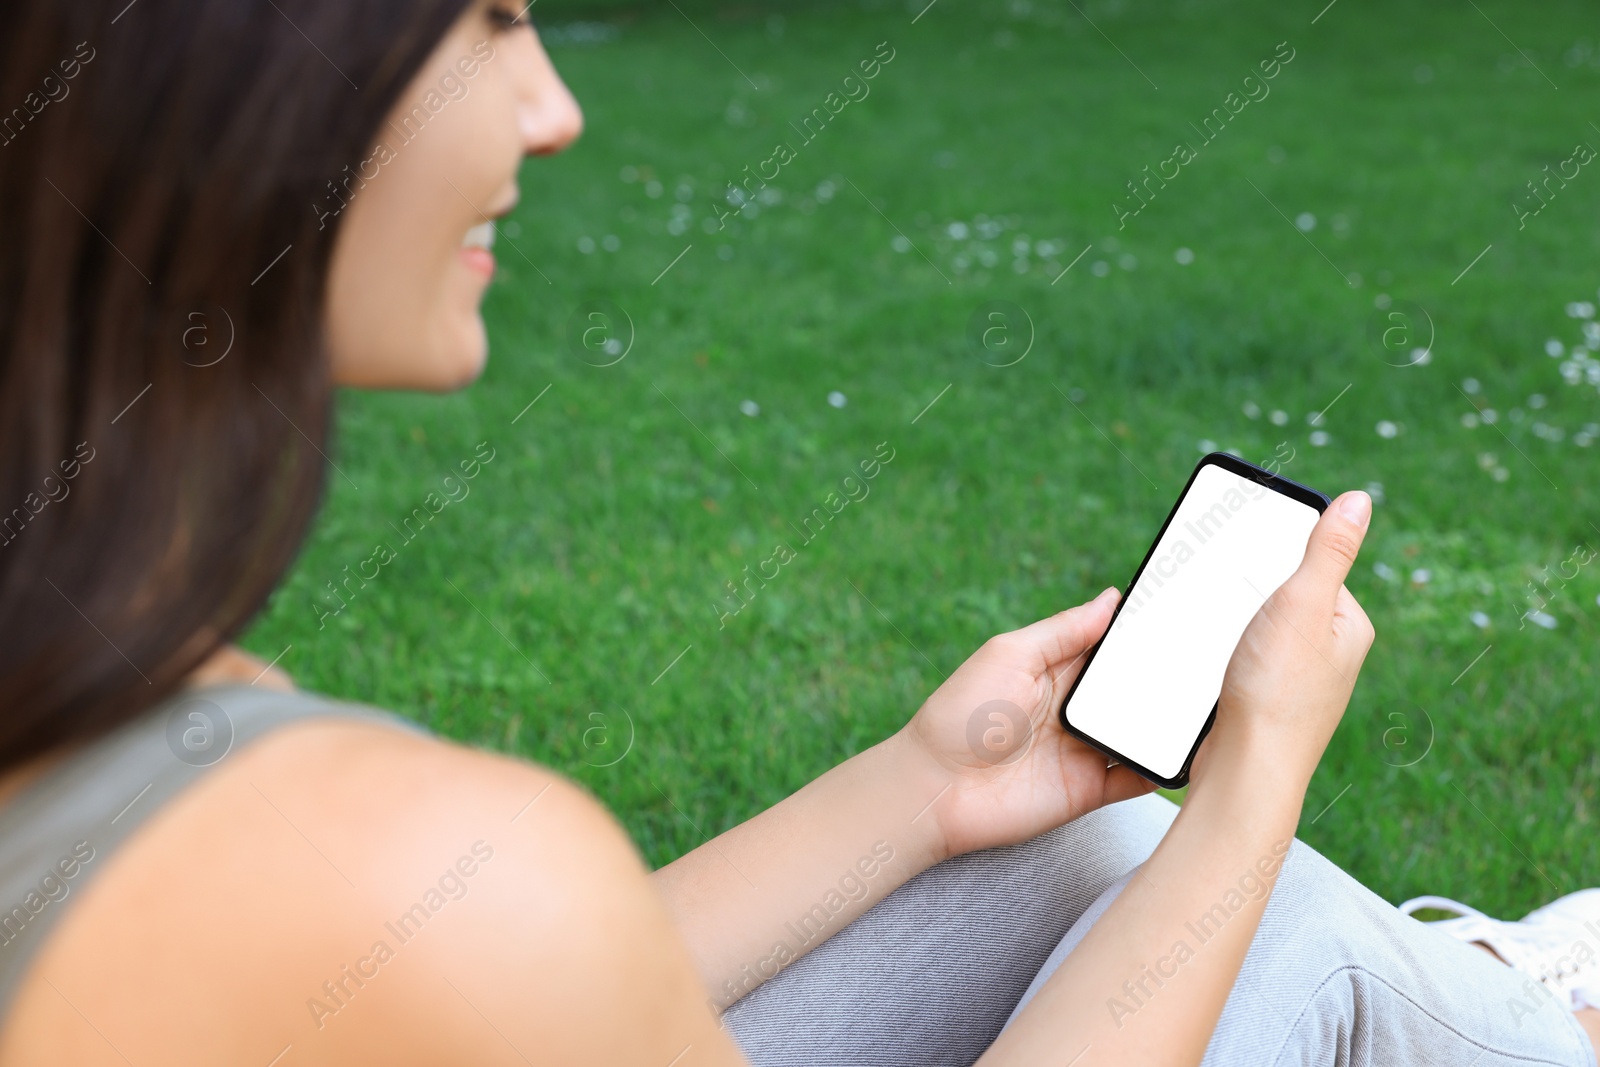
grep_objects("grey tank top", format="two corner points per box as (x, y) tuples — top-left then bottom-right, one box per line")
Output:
(0, 682), (421, 1022)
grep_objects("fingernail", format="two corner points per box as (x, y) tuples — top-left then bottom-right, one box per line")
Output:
(1338, 491), (1372, 528)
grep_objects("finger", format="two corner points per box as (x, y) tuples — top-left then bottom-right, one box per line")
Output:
(1101, 763), (1160, 805)
(1284, 491), (1372, 606)
(1009, 586), (1120, 673)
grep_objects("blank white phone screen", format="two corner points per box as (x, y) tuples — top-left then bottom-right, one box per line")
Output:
(1064, 463), (1321, 781)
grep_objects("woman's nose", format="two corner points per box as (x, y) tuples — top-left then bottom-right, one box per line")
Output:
(518, 41), (583, 156)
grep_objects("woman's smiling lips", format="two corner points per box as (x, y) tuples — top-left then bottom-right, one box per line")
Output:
(458, 192), (517, 279)
(460, 219), (496, 278)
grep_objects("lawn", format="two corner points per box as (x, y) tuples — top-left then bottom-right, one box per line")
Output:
(247, 0), (1600, 918)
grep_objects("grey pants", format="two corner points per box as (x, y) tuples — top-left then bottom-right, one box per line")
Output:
(722, 794), (1596, 1067)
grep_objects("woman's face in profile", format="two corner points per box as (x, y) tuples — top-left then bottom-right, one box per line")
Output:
(325, 0), (581, 391)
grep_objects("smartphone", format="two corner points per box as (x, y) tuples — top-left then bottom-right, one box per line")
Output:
(1058, 452), (1330, 789)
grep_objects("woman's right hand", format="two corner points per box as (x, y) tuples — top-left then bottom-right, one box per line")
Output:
(1188, 489), (1376, 800)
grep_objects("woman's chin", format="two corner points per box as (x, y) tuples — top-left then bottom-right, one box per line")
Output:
(446, 321), (490, 389)
(417, 318), (489, 392)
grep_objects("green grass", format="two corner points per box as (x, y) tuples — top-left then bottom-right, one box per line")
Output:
(247, 0), (1600, 918)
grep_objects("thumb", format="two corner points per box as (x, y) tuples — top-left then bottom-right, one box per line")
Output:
(1012, 586), (1121, 672)
(1287, 490), (1372, 602)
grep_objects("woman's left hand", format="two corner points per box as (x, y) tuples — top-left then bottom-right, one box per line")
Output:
(897, 587), (1159, 859)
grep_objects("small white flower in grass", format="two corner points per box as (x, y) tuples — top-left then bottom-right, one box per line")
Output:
(1269, 409), (1289, 426)
(1365, 481), (1385, 504)
(666, 218), (688, 236)
(1175, 247), (1195, 265)
(1197, 439), (1218, 453)
(1012, 259), (1030, 274)
(1461, 411), (1480, 428)
(1528, 393), (1547, 408)
(1374, 561), (1398, 582)
(1577, 432), (1594, 447)
(645, 181), (663, 199)
(1243, 401), (1261, 419)
(947, 221), (970, 240)
(1480, 408), (1497, 424)
(1309, 430), (1331, 446)
(1012, 237), (1031, 256)
(602, 235), (620, 252)
(1376, 420), (1399, 438)
(1470, 611), (1491, 629)
(1410, 568), (1431, 585)
(1091, 260), (1110, 277)
(717, 245), (734, 261)
(1411, 346), (1432, 365)
(740, 400), (760, 417)
(1374, 293), (1392, 309)
(1477, 452), (1498, 470)
(1492, 466), (1510, 482)
(1463, 378), (1481, 394)
(577, 236), (596, 254)
(891, 235), (911, 253)
(1546, 338), (1565, 357)
(1118, 253), (1138, 271)
(1295, 212), (1316, 232)
(827, 391), (847, 408)
(602, 337), (623, 356)
(1527, 610), (1558, 629)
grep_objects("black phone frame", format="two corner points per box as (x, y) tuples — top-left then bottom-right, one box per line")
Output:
(1056, 452), (1332, 789)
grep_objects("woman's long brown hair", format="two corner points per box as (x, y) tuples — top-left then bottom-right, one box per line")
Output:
(0, 0), (471, 772)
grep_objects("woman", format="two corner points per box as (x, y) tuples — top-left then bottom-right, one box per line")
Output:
(0, 1), (1595, 1064)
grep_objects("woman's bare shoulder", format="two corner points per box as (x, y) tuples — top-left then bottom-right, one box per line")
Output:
(0, 715), (744, 1067)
